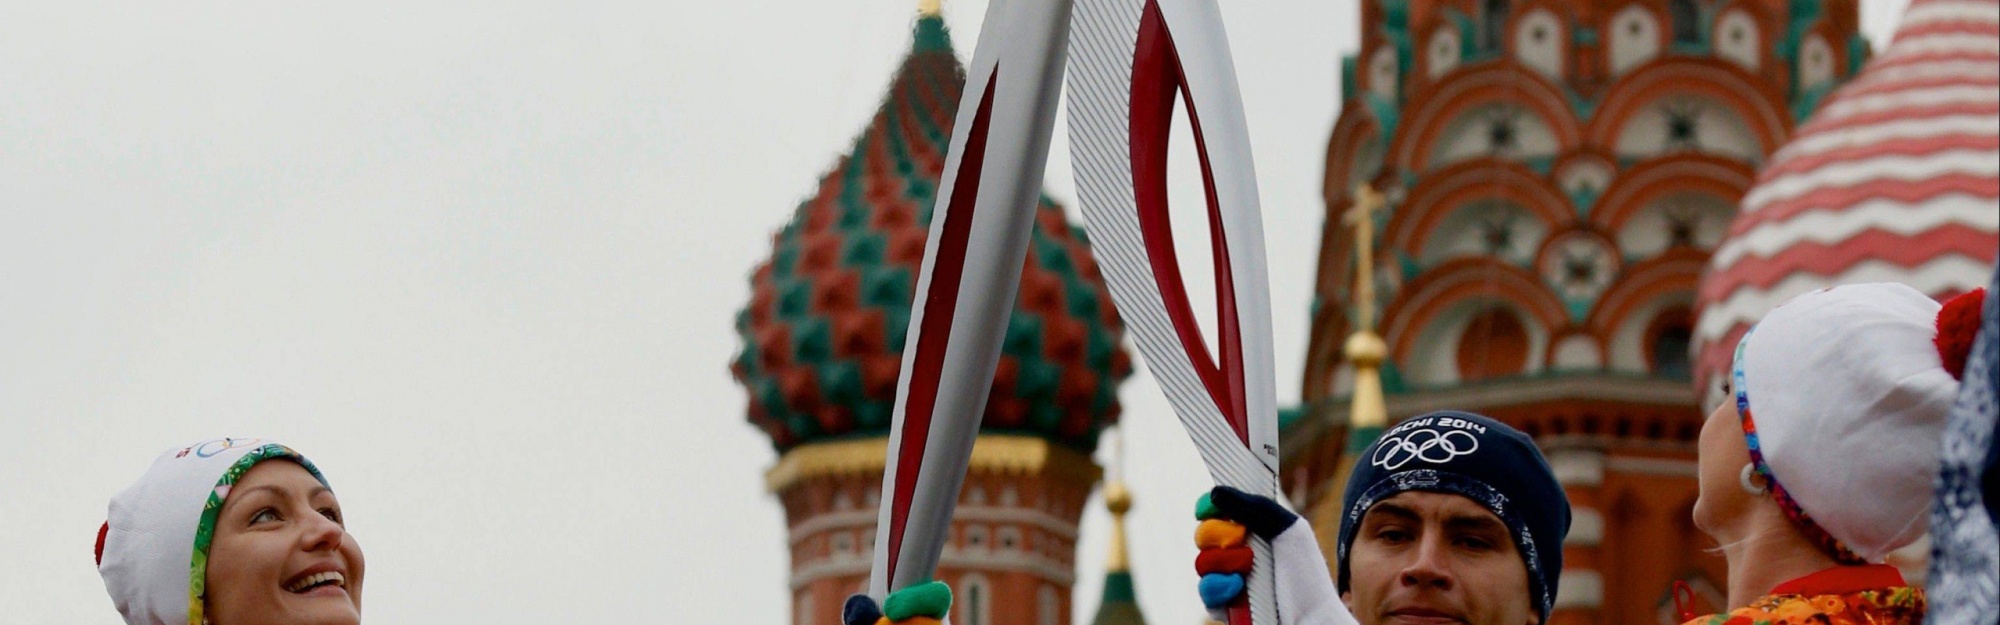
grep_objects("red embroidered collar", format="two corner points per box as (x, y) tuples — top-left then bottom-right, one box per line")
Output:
(1771, 564), (1908, 596)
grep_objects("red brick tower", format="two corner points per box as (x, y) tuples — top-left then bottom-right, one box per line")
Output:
(732, 9), (1134, 625)
(1284, 0), (1867, 623)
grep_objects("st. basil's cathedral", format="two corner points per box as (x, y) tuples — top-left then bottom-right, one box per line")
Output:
(732, 0), (1999, 623)
(1288, 0), (1996, 623)
(732, 9), (1143, 624)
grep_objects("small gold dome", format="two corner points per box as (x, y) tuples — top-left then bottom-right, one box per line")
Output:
(1344, 330), (1387, 364)
(1104, 481), (1132, 515)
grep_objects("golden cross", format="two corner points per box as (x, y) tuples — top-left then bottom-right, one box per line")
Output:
(1345, 183), (1388, 332)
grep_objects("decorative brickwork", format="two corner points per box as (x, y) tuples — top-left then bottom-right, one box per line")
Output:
(733, 15), (1132, 455)
(1291, 0), (1876, 622)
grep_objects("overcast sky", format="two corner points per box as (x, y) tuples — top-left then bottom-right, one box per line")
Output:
(1, 1), (1907, 622)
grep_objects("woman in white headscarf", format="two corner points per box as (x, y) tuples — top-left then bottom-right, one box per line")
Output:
(97, 438), (365, 625)
(1685, 283), (1985, 625)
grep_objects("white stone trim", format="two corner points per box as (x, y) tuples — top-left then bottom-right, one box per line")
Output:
(1565, 506), (1605, 546)
(1555, 570), (1604, 608)
(787, 549), (1076, 589)
(1606, 455), (1697, 477)
(789, 505), (1079, 545)
(1548, 447), (1607, 486)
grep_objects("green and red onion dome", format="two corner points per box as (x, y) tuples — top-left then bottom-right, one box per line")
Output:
(733, 15), (1132, 453)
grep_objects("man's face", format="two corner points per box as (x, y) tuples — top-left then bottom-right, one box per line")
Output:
(1341, 491), (1537, 625)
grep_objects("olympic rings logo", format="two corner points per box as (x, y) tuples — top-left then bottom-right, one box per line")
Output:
(1371, 428), (1479, 470)
(194, 437), (263, 458)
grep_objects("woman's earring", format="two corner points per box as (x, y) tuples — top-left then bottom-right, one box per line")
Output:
(1739, 463), (1767, 495)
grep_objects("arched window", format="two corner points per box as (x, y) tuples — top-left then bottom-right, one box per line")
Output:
(958, 574), (992, 625)
(1646, 307), (1694, 380)
(1038, 584), (1061, 625)
(1483, 0), (1513, 52)
(1610, 6), (1662, 74)
(998, 526), (1024, 551)
(963, 525), (990, 552)
(1457, 307), (1531, 381)
(1715, 10), (1762, 69)
(1513, 10), (1566, 78)
(1670, 0), (1701, 44)
(1798, 34), (1837, 89)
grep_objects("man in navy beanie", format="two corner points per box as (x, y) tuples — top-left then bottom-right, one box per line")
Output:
(1194, 410), (1570, 625)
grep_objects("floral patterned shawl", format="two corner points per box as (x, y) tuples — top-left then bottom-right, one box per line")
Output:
(1681, 565), (1925, 625)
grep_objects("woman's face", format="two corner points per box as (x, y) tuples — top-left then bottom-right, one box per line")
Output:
(205, 460), (365, 625)
(1692, 396), (1753, 539)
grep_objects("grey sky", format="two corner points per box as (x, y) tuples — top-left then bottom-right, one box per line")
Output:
(1, 1), (1906, 622)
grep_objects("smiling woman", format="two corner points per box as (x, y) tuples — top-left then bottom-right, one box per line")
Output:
(96, 439), (365, 625)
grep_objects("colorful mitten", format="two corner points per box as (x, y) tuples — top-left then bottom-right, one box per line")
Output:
(845, 581), (953, 625)
(1195, 518), (1249, 549)
(1193, 487), (1361, 625)
(1199, 571), (1246, 609)
(1210, 486), (1298, 540)
(1193, 491), (1256, 611)
(1196, 546), (1255, 574)
(882, 581), (952, 621)
(843, 594), (884, 625)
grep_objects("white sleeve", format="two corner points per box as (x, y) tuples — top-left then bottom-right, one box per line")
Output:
(1272, 518), (1360, 625)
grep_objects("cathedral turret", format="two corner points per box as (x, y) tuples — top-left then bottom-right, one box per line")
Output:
(1089, 430), (1146, 625)
(733, 7), (1134, 624)
(1285, 0), (1872, 622)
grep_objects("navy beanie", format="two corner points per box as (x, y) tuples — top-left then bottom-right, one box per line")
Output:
(1335, 410), (1570, 620)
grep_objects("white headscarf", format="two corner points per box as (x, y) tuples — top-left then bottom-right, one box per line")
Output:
(97, 438), (327, 625)
(1734, 283), (1967, 562)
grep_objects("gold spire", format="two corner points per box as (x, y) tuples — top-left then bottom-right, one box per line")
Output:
(1343, 183), (1390, 431)
(1104, 426), (1133, 572)
(1090, 427), (1147, 624)
(1316, 183), (1394, 569)
(918, 0), (942, 16)
(1104, 481), (1132, 571)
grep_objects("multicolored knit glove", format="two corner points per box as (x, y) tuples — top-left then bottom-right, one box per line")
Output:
(1193, 487), (1360, 625)
(1193, 488), (1280, 609)
(842, 581), (953, 625)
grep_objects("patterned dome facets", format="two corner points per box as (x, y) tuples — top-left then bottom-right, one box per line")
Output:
(1691, 0), (2000, 407)
(734, 16), (1133, 452)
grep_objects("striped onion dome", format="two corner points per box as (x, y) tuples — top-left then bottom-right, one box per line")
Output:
(1692, 0), (2000, 408)
(733, 15), (1133, 452)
